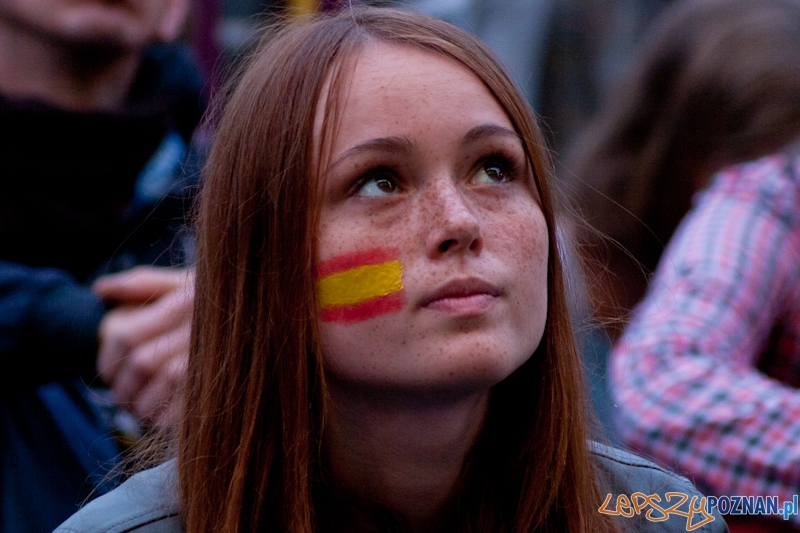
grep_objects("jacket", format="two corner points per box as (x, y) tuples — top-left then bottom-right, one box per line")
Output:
(54, 443), (729, 532)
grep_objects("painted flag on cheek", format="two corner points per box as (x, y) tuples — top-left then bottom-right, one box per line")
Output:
(317, 247), (406, 324)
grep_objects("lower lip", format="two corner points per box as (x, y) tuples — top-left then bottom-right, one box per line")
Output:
(424, 293), (497, 314)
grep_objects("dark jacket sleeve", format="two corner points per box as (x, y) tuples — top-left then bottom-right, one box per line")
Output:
(0, 260), (105, 385)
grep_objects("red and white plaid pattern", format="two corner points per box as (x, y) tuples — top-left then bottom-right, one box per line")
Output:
(611, 152), (800, 526)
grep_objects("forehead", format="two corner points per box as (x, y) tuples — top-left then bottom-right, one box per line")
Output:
(324, 42), (516, 154)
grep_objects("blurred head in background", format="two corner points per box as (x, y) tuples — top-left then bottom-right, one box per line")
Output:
(0, 0), (189, 110)
(0, 0), (188, 50)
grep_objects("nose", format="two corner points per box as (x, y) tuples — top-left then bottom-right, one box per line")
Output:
(423, 180), (483, 258)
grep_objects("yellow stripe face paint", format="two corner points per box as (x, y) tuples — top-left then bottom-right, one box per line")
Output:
(317, 247), (406, 324)
(318, 260), (403, 307)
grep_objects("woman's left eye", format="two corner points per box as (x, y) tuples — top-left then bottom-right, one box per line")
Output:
(471, 160), (511, 185)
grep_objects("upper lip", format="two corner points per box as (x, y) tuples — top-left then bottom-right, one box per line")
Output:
(419, 277), (502, 307)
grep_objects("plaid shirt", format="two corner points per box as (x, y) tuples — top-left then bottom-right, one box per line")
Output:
(611, 151), (800, 523)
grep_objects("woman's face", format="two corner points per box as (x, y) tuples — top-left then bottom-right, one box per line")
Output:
(317, 43), (548, 398)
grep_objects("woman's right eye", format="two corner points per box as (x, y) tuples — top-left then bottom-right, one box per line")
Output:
(356, 173), (399, 197)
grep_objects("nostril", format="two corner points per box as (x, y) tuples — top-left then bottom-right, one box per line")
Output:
(439, 239), (456, 253)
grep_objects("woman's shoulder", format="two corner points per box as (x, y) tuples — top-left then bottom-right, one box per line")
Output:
(54, 460), (182, 533)
(590, 442), (729, 532)
(54, 445), (728, 532)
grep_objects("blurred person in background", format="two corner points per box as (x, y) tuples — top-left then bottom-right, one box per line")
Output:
(563, 0), (800, 340)
(0, 0), (205, 531)
(612, 147), (800, 533)
(561, 0), (800, 451)
(560, 0), (800, 530)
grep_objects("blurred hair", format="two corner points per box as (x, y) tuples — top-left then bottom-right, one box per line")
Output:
(563, 0), (800, 335)
(181, 6), (615, 532)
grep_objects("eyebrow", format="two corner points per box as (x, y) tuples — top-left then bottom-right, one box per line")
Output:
(329, 136), (414, 170)
(462, 124), (522, 146)
(328, 124), (523, 170)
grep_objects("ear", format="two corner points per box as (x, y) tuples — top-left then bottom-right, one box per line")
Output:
(155, 0), (190, 43)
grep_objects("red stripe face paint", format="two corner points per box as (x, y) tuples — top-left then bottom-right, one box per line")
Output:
(317, 247), (406, 324)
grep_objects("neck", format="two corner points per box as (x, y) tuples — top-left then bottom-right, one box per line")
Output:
(0, 18), (141, 112)
(325, 383), (489, 533)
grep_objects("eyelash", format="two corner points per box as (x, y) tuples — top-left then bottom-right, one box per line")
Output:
(474, 151), (522, 184)
(350, 150), (524, 196)
(351, 166), (399, 197)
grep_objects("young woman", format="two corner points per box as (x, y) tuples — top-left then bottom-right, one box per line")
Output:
(56, 7), (725, 533)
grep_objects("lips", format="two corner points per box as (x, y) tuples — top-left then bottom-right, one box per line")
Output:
(419, 278), (502, 313)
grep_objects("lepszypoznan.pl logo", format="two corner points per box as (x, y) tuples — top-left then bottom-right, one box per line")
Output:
(599, 492), (799, 531)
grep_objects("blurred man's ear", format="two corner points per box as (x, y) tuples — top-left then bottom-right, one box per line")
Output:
(156, 0), (190, 42)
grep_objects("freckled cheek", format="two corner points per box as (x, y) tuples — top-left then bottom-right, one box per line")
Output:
(520, 219), (549, 272)
(319, 314), (422, 382)
(486, 206), (548, 259)
(318, 214), (391, 256)
(525, 228), (549, 293)
(360, 209), (421, 255)
(486, 207), (549, 324)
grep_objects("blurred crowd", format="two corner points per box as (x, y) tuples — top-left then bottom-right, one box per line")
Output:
(1, 0), (798, 532)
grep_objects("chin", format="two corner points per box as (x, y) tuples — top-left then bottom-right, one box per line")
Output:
(60, 10), (144, 48)
(442, 347), (532, 388)
(322, 322), (541, 404)
(401, 347), (534, 400)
